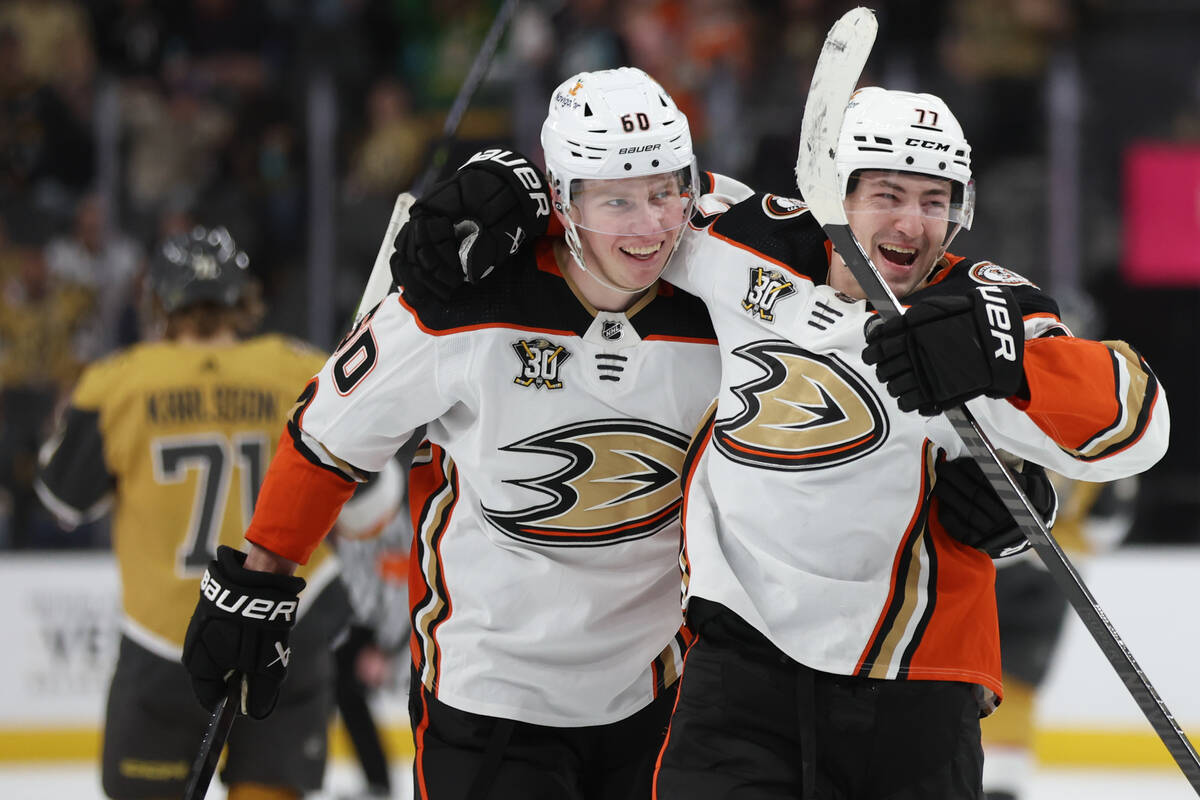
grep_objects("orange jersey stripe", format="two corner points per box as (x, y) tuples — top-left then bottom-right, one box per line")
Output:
(907, 508), (1002, 697)
(413, 686), (433, 800)
(408, 444), (459, 691)
(1015, 337), (1143, 453)
(244, 428), (357, 564)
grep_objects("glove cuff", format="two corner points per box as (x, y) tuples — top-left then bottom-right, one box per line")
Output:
(970, 286), (1025, 398)
(213, 545), (306, 597)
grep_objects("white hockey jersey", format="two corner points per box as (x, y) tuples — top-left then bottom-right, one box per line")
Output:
(664, 192), (1170, 698)
(255, 237), (720, 726)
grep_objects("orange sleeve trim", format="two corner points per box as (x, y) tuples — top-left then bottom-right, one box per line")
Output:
(244, 429), (358, 564)
(1009, 337), (1121, 450)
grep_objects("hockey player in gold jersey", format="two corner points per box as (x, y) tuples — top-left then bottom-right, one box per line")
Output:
(36, 226), (352, 800)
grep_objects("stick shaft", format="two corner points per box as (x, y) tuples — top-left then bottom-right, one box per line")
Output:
(411, 0), (520, 199)
(182, 683), (239, 800)
(351, 0), (520, 326)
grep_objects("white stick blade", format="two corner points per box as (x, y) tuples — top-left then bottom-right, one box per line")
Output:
(795, 7), (878, 227)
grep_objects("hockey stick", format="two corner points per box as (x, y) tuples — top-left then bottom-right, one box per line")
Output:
(181, 680), (239, 800)
(411, 0), (520, 200)
(352, 0), (520, 325)
(795, 7), (1200, 792)
(353, 191), (415, 324)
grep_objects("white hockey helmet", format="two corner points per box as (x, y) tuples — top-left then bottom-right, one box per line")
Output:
(837, 87), (975, 247)
(542, 66), (696, 203)
(541, 67), (699, 293)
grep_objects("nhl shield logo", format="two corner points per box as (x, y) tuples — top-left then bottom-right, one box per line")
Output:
(512, 338), (572, 389)
(742, 266), (797, 322)
(601, 320), (624, 341)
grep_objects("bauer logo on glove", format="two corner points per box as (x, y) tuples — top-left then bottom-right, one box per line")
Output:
(862, 285), (1026, 415)
(182, 545), (306, 719)
(391, 148), (552, 304)
(198, 569), (298, 622)
(977, 285), (1019, 362)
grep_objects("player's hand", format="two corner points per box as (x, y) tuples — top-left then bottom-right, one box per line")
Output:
(391, 149), (550, 303)
(935, 457), (1057, 558)
(862, 287), (1026, 415)
(182, 545), (306, 719)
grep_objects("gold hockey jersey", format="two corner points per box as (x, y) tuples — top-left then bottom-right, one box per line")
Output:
(37, 335), (338, 658)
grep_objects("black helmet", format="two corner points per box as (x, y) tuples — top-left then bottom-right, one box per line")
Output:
(150, 225), (250, 314)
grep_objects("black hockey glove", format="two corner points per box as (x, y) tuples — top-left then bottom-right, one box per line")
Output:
(862, 286), (1026, 415)
(935, 457), (1058, 558)
(392, 149), (551, 303)
(182, 545), (306, 719)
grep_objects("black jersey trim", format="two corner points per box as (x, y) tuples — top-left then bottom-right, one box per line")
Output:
(705, 193), (832, 284)
(400, 238), (717, 342)
(37, 407), (114, 520)
(285, 380), (362, 483)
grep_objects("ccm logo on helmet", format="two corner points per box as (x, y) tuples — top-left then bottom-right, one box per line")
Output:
(977, 285), (1017, 362)
(201, 570), (297, 622)
(463, 149), (552, 218)
(904, 138), (951, 152)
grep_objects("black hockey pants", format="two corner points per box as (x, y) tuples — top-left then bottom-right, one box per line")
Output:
(410, 665), (676, 800)
(654, 598), (985, 800)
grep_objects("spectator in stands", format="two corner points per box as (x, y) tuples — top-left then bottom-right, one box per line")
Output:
(45, 192), (144, 360)
(0, 238), (92, 548)
(0, 22), (94, 240)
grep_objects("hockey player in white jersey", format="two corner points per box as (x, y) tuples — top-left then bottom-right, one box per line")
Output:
(647, 87), (1169, 799)
(182, 67), (721, 799)
(394, 84), (1168, 799)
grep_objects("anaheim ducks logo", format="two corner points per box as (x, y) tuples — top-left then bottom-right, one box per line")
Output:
(714, 341), (888, 470)
(761, 194), (809, 219)
(968, 261), (1035, 288)
(482, 419), (690, 546)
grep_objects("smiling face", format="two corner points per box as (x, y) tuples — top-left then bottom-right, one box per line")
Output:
(829, 170), (953, 300)
(560, 171), (691, 294)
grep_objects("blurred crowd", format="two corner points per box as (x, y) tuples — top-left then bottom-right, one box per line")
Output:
(2, 0), (1199, 550)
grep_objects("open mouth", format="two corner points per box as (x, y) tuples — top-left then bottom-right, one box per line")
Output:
(878, 243), (918, 267)
(619, 242), (664, 261)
